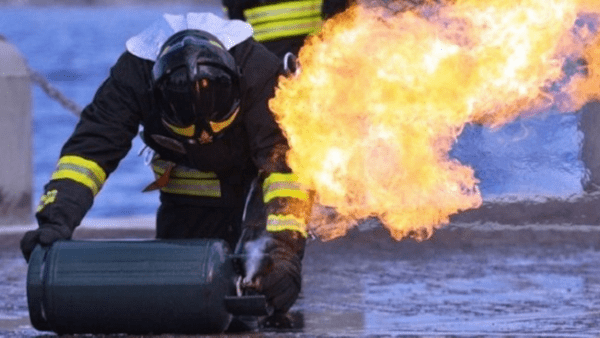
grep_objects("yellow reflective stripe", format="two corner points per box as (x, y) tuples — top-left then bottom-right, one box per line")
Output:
(160, 178), (221, 197)
(51, 156), (106, 195)
(263, 173), (309, 203)
(245, 0), (323, 24)
(164, 121), (195, 137)
(209, 40), (225, 50)
(150, 159), (221, 197)
(263, 182), (309, 202)
(51, 171), (102, 196)
(252, 18), (322, 41)
(244, 0), (323, 41)
(263, 172), (299, 190)
(152, 160), (217, 179)
(152, 159), (173, 173)
(210, 107), (239, 133)
(266, 214), (307, 238)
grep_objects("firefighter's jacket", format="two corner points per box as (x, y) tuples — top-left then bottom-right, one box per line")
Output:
(223, 0), (324, 58)
(36, 13), (311, 239)
(322, 0), (349, 20)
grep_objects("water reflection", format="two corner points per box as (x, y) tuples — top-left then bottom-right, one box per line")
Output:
(294, 238), (600, 336)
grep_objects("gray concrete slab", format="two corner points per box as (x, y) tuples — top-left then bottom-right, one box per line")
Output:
(2, 221), (600, 337)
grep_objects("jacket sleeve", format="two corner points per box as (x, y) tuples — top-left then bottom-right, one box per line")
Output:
(235, 40), (313, 238)
(35, 52), (148, 234)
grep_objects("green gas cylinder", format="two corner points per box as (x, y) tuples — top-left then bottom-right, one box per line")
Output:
(27, 239), (248, 334)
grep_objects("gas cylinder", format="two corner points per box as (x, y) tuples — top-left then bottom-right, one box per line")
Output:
(27, 239), (240, 334)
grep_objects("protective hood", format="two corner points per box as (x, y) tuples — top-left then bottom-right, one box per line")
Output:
(126, 12), (254, 61)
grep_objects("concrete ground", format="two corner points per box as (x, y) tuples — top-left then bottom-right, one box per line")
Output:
(2, 216), (600, 337)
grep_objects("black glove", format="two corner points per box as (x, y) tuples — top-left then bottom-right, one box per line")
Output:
(20, 223), (71, 262)
(245, 230), (306, 314)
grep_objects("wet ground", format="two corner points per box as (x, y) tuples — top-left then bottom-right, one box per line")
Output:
(2, 218), (600, 337)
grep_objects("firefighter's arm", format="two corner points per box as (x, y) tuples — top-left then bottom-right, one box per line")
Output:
(21, 176), (98, 262)
(20, 52), (145, 261)
(240, 106), (312, 314)
(235, 39), (312, 313)
(248, 166), (312, 314)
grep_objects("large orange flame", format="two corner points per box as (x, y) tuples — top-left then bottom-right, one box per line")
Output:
(269, 0), (600, 241)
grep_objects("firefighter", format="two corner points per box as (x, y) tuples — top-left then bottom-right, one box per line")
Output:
(222, 0), (351, 59)
(20, 12), (312, 322)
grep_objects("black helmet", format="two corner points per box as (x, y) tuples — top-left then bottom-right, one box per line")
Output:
(152, 29), (241, 137)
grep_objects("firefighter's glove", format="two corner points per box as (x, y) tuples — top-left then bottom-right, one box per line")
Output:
(20, 223), (71, 262)
(243, 230), (306, 314)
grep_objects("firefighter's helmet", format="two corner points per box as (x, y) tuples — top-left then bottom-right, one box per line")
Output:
(152, 29), (241, 136)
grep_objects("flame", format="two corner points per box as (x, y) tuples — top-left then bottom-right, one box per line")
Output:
(269, 0), (600, 241)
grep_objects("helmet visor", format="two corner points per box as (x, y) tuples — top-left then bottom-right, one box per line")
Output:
(156, 67), (197, 127)
(195, 65), (240, 123)
(156, 65), (240, 130)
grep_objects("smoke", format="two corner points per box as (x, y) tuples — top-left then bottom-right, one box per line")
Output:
(242, 235), (272, 285)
